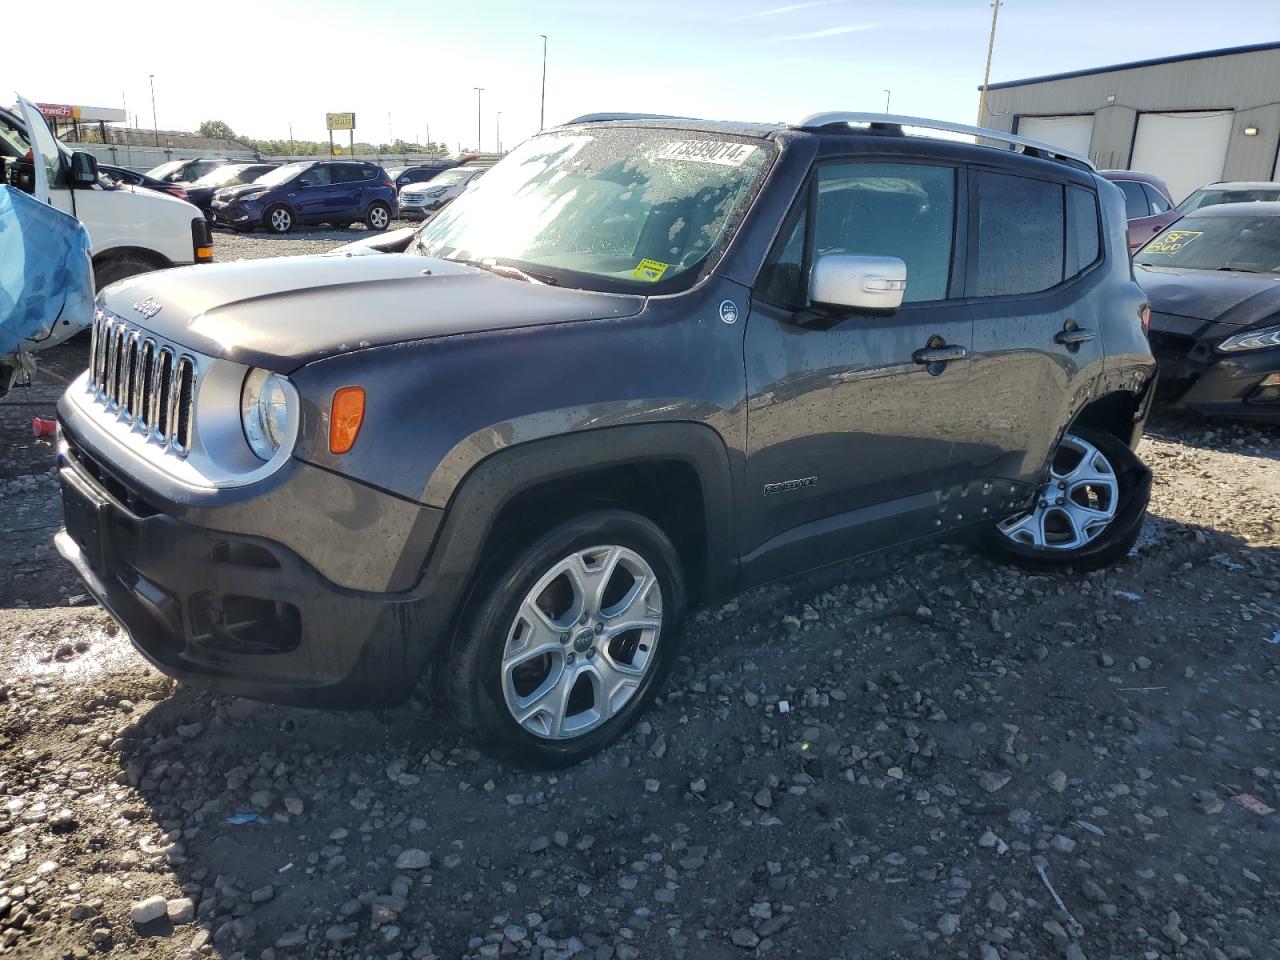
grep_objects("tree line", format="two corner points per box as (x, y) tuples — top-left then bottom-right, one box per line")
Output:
(197, 121), (447, 157)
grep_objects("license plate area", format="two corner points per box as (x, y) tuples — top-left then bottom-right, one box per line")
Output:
(60, 467), (112, 573)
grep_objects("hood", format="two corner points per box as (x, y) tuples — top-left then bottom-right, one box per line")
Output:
(99, 254), (646, 372)
(1135, 264), (1280, 326)
(216, 182), (273, 201)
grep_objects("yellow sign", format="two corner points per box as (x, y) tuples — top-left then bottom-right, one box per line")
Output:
(633, 258), (670, 282)
(1146, 230), (1202, 255)
(326, 112), (356, 131)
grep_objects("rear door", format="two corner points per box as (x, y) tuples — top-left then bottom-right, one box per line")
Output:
(741, 158), (973, 583)
(327, 164), (364, 217)
(961, 169), (1107, 497)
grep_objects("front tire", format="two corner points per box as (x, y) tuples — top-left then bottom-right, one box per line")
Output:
(983, 428), (1150, 571)
(265, 204), (294, 234)
(445, 510), (685, 767)
(93, 255), (159, 291)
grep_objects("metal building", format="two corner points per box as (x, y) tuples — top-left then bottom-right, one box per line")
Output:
(982, 42), (1280, 201)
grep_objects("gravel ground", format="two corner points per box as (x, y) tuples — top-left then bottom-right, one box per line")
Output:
(0, 236), (1277, 959)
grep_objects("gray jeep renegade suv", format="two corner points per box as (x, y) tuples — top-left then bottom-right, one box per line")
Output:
(56, 113), (1155, 765)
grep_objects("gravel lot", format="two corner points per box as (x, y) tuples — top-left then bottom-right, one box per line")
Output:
(0, 232), (1277, 960)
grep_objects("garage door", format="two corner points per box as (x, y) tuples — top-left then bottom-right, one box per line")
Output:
(1016, 115), (1095, 158)
(1130, 111), (1233, 203)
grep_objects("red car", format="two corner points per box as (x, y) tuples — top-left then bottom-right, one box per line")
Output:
(1099, 170), (1179, 253)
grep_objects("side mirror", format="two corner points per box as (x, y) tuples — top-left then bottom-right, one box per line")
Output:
(69, 151), (99, 187)
(809, 254), (907, 315)
(297, 179), (310, 187)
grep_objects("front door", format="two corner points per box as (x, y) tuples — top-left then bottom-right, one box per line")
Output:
(295, 164), (336, 220)
(741, 159), (973, 585)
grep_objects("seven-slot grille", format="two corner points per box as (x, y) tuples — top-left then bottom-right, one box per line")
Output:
(88, 310), (196, 455)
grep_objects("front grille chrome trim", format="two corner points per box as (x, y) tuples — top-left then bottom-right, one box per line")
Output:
(85, 309), (198, 459)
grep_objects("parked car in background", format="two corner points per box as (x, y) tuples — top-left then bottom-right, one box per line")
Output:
(1134, 202), (1280, 419)
(388, 161), (458, 192)
(397, 164), (488, 220)
(1178, 181), (1280, 214)
(145, 157), (232, 184)
(184, 162), (278, 222)
(210, 159), (396, 233)
(1099, 170), (1178, 252)
(2, 95), (210, 289)
(98, 163), (190, 200)
(57, 112), (1155, 765)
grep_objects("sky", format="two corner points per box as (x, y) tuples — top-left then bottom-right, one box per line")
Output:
(12, 1), (1280, 152)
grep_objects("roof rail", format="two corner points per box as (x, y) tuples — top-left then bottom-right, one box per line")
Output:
(791, 112), (1094, 170)
(567, 112), (696, 124)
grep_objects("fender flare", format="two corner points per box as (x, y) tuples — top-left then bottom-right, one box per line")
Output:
(419, 422), (739, 613)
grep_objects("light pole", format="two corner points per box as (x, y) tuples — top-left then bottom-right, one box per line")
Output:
(883, 89), (891, 113)
(474, 87), (484, 152)
(539, 34), (548, 131)
(496, 111), (502, 153)
(148, 74), (159, 147)
(977, 0), (1002, 126)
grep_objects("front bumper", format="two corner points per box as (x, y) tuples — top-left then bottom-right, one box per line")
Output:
(55, 421), (451, 709)
(211, 199), (262, 228)
(1149, 326), (1280, 419)
(397, 197), (445, 220)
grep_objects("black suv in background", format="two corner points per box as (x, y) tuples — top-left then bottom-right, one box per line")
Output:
(57, 113), (1154, 766)
(184, 162), (279, 222)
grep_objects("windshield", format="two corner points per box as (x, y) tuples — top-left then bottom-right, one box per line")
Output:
(422, 168), (472, 188)
(195, 165), (255, 187)
(1177, 187), (1280, 214)
(1136, 214), (1280, 274)
(413, 129), (771, 291)
(145, 160), (185, 180)
(255, 161), (311, 187)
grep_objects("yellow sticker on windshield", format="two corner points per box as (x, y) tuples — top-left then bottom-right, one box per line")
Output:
(1146, 230), (1202, 255)
(633, 258), (670, 282)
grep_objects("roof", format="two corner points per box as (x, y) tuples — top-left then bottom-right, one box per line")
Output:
(1184, 200), (1280, 218)
(984, 41), (1280, 91)
(1098, 170), (1169, 187)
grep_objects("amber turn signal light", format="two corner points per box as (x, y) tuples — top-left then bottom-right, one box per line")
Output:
(329, 386), (365, 454)
(1140, 303), (1151, 334)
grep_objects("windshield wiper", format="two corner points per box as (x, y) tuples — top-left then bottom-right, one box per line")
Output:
(446, 256), (559, 286)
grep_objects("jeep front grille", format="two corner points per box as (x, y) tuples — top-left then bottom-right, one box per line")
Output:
(88, 310), (196, 455)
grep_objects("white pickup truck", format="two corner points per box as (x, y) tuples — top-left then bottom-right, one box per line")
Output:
(1, 95), (212, 289)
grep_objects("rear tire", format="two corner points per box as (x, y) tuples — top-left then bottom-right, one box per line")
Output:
(365, 202), (392, 231)
(982, 428), (1150, 571)
(444, 510), (685, 768)
(265, 204), (295, 234)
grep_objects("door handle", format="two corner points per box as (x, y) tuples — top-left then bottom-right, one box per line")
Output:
(912, 344), (967, 364)
(1053, 328), (1096, 346)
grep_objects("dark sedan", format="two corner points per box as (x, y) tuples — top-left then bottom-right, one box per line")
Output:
(1135, 203), (1280, 418)
(184, 162), (278, 221)
(98, 164), (189, 201)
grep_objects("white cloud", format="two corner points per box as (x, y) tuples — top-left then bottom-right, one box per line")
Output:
(771, 23), (880, 41)
(730, 0), (843, 22)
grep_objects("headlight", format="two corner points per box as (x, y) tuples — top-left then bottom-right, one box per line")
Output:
(1218, 324), (1280, 353)
(238, 191), (266, 203)
(240, 368), (293, 461)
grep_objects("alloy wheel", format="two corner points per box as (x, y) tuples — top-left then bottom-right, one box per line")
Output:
(998, 433), (1119, 550)
(370, 206), (390, 229)
(270, 208), (291, 232)
(501, 545), (662, 740)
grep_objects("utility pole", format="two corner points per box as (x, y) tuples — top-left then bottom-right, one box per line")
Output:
(883, 89), (891, 113)
(496, 111), (502, 153)
(474, 87), (484, 151)
(977, 0), (1002, 127)
(148, 74), (159, 146)
(289, 123), (294, 155)
(539, 34), (548, 131)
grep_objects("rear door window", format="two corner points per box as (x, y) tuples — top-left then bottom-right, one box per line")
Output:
(1142, 183), (1171, 214)
(1065, 185), (1101, 277)
(1113, 180), (1151, 219)
(972, 172), (1065, 297)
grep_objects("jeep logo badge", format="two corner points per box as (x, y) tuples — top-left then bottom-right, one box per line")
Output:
(133, 297), (162, 320)
(719, 300), (739, 324)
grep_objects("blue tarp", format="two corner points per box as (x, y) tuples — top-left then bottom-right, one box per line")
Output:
(0, 185), (94, 355)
